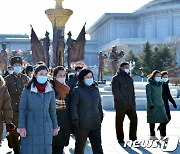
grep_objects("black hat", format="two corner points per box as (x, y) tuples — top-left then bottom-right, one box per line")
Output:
(78, 69), (93, 81)
(75, 66), (83, 71)
(10, 56), (22, 66)
(67, 31), (72, 36)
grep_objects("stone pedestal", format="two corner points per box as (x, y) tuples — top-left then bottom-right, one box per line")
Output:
(45, 0), (73, 66)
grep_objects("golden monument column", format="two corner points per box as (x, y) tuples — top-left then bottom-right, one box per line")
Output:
(45, 0), (73, 66)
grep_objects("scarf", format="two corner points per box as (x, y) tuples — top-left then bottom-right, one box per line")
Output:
(35, 82), (47, 93)
(53, 79), (70, 100)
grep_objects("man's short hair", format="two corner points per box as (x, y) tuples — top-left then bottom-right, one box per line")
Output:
(120, 62), (129, 68)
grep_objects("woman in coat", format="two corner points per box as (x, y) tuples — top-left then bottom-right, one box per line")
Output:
(18, 65), (59, 154)
(146, 70), (169, 140)
(51, 66), (71, 154)
(0, 75), (13, 143)
(158, 71), (177, 135)
(161, 71), (177, 120)
(71, 68), (104, 154)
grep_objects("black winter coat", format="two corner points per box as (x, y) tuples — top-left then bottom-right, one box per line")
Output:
(162, 82), (177, 121)
(71, 82), (103, 130)
(111, 69), (136, 110)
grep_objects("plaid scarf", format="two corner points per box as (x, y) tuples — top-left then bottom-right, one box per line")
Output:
(53, 79), (70, 110)
(53, 79), (70, 100)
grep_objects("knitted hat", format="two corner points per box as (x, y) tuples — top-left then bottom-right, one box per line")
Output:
(10, 56), (22, 66)
(78, 69), (93, 81)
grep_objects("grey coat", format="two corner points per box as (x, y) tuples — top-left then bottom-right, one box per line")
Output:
(71, 82), (103, 130)
(18, 82), (58, 154)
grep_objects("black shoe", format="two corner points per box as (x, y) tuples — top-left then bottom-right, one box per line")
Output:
(130, 138), (137, 141)
(118, 139), (125, 144)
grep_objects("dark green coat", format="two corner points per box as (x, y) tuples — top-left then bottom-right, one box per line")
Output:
(146, 79), (169, 123)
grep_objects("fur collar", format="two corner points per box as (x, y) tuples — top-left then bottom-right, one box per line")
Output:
(30, 82), (53, 93)
(0, 75), (5, 88)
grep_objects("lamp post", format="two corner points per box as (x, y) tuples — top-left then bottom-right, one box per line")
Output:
(129, 61), (135, 77)
(139, 67), (144, 82)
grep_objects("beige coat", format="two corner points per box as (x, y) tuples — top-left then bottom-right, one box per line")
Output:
(0, 75), (13, 141)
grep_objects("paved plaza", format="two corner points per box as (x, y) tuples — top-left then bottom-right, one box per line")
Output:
(1, 111), (180, 154)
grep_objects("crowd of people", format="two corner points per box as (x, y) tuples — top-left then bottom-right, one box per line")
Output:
(0, 56), (177, 154)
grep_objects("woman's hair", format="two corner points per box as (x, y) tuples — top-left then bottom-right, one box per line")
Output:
(25, 65), (34, 74)
(53, 66), (65, 77)
(147, 70), (161, 79)
(26, 64), (48, 89)
(78, 68), (93, 82)
(161, 71), (168, 76)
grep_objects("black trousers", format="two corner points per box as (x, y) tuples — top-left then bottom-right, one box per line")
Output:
(75, 128), (103, 154)
(149, 123), (166, 137)
(115, 108), (137, 141)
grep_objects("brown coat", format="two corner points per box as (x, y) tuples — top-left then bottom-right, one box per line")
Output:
(0, 75), (13, 140)
(4, 73), (28, 126)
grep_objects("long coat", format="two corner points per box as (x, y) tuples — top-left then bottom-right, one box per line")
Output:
(71, 82), (103, 130)
(52, 82), (71, 147)
(18, 82), (58, 154)
(146, 79), (169, 124)
(5, 73), (28, 126)
(162, 82), (177, 121)
(111, 69), (136, 110)
(0, 76), (13, 141)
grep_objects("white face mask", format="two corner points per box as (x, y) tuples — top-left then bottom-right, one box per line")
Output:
(124, 69), (130, 74)
(76, 72), (80, 76)
(155, 77), (161, 82)
(0, 69), (2, 75)
(162, 78), (169, 83)
(84, 78), (94, 86)
(56, 77), (66, 84)
(8, 70), (13, 74)
(13, 66), (22, 74)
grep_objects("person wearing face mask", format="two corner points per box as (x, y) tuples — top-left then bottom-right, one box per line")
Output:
(67, 66), (83, 92)
(17, 64), (59, 154)
(157, 71), (177, 137)
(25, 65), (34, 81)
(71, 68), (104, 154)
(4, 56), (28, 154)
(146, 70), (169, 140)
(111, 62), (137, 144)
(3, 66), (14, 78)
(51, 66), (71, 154)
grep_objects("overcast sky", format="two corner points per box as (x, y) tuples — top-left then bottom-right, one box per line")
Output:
(0, 0), (152, 39)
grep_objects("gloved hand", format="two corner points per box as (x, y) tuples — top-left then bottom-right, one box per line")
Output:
(150, 106), (155, 109)
(173, 103), (177, 109)
(17, 128), (27, 137)
(53, 127), (60, 136)
(6, 123), (16, 133)
(72, 120), (79, 134)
